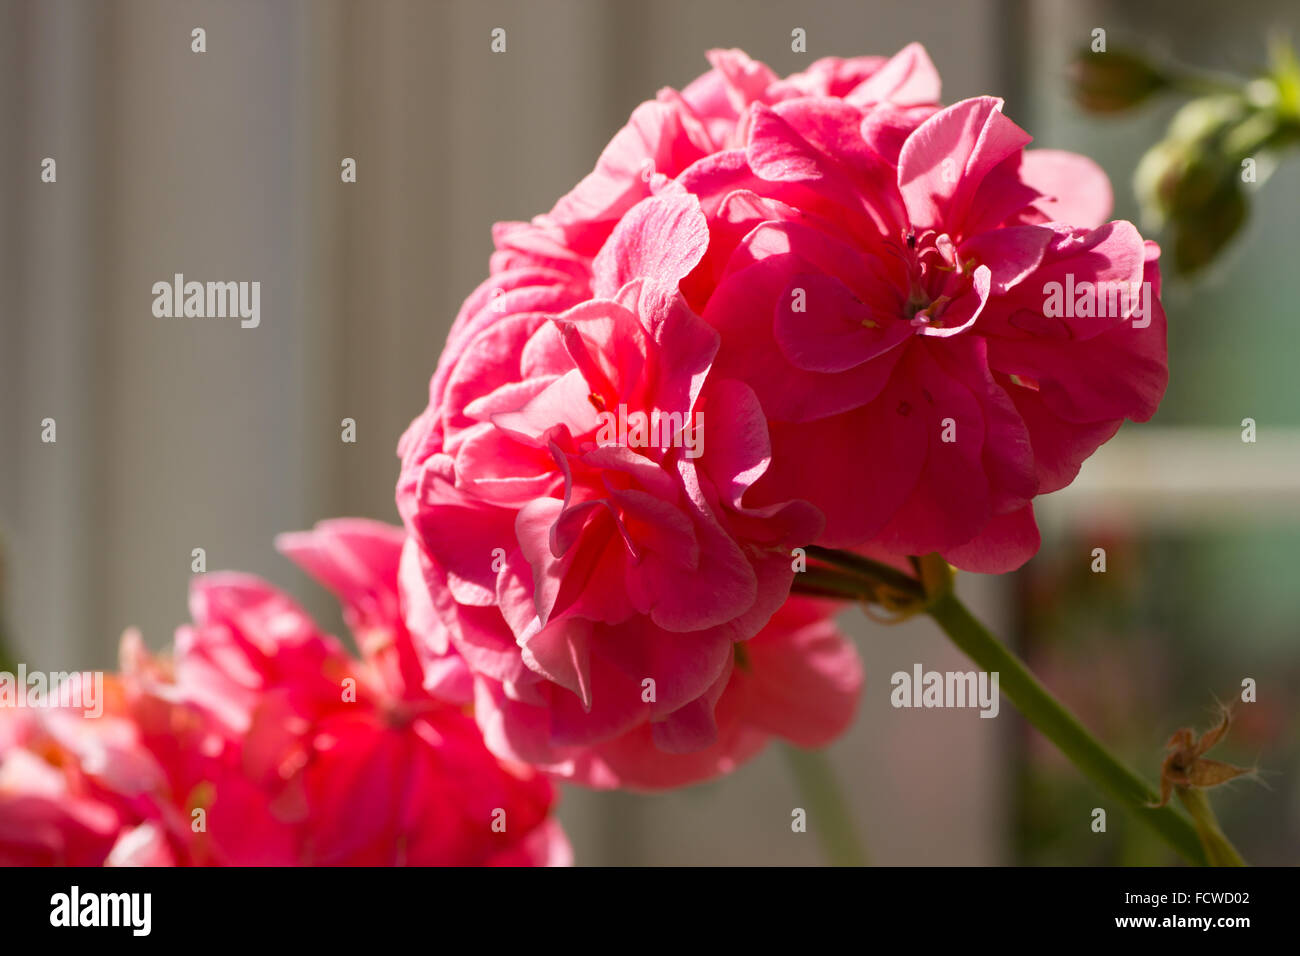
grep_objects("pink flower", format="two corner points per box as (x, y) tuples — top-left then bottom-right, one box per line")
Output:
(125, 518), (571, 865)
(398, 195), (862, 789)
(464, 593), (861, 790)
(0, 677), (183, 866)
(686, 93), (1166, 570)
(398, 43), (1160, 787)
(2, 520), (571, 867)
(449, 45), (940, 379)
(509, 44), (940, 264)
(456, 45), (1163, 579)
(0, 745), (126, 865)
(392, 47), (937, 786)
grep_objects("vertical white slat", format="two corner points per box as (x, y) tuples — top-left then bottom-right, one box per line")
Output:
(2, 0), (104, 668)
(89, 0), (319, 648)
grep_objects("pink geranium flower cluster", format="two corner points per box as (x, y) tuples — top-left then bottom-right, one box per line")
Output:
(0, 521), (569, 866)
(396, 45), (1166, 788)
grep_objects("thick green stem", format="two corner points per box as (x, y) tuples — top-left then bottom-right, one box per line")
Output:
(782, 745), (868, 867)
(925, 590), (1209, 866)
(1177, 787), (1246, 866)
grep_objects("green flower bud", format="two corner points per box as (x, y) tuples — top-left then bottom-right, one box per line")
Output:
(1071, 48), (1168, 113)
(1170, 179), (1246, 275)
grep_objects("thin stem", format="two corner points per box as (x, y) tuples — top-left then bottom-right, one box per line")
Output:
(1164, 71), (1247, 98)
(802, 547), (925, 597)
(0, 622), (15, 674)
(1177, 787), (1246, 867)
(0, 538), (12, 673)
(792, 567), (883, 601)
(926, 590), (1209, 866)
(782, 744), (868, 867)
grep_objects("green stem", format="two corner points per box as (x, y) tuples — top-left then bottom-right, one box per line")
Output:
(1177, 787), (1246, 866)
(782, 745), (868, 867)
(1165, 71), (1246, 98)
(925, 591), (1209, 866)
(0, 622), (15, 674)
(0, 536), (12, 673)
